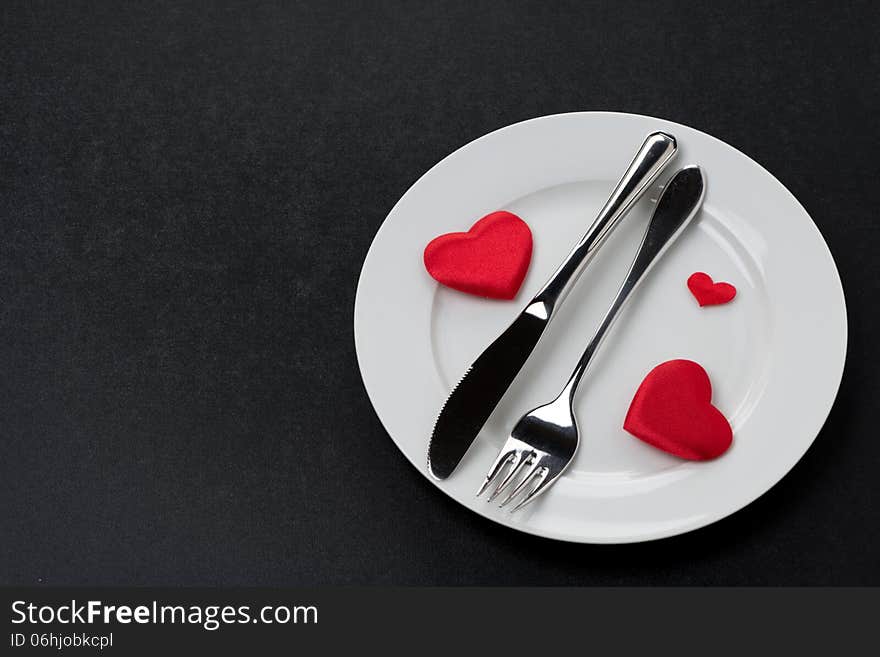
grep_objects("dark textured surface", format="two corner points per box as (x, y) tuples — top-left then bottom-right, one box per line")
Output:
(1, 1), (878, 585)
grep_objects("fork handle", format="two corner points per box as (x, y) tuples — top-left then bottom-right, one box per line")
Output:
(560, 166), (706, 402)
(530, 132), (677, 319)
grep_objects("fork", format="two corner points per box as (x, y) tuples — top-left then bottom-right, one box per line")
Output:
(476, 165), (706, 511)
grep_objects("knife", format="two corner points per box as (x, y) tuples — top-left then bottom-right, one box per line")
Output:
(427, 131), (678, 480)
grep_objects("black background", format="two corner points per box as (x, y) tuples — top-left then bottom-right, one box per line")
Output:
(2, 1), (878, 585)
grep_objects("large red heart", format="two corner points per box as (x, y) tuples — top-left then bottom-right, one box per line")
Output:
(687, 272), (737, 306)
(423, 211), (532, 300)
(623, 359), (733, 460)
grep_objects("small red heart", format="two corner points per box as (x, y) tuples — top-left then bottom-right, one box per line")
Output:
(623, 359), (732, 460)
(687, 272), (736, 307)
(424, 211), (532, 300)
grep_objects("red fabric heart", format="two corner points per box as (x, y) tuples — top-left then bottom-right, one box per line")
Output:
(623, 359), (733, 460)
(423, 211), (532, 300)
(687, 272), (737, 306)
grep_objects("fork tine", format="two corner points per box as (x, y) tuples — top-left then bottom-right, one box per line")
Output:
(487, 452), (530, 502)
(509, 469), (555, 512)
(475, 449), (516, 497)
(498, 464), (545, 508)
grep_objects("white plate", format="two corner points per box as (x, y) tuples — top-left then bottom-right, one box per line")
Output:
(354, 112), (846, 543)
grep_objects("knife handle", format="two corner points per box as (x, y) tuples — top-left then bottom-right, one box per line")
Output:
(527, 132), (677, 319)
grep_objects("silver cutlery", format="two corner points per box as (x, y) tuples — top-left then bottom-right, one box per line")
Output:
(476, 165), (706, 511)
(428, 132), (678, 480)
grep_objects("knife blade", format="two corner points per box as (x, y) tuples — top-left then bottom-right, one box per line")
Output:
(427, 131), (678, 479)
